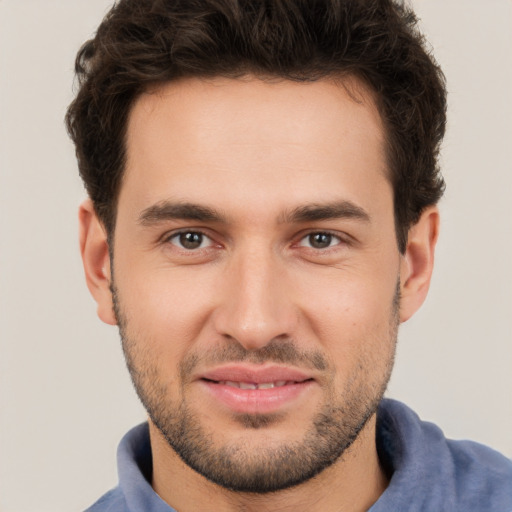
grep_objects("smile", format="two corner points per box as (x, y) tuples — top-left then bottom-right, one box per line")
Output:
(197, 365), (316, 415)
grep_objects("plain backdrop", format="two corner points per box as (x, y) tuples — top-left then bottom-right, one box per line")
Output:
(0, 1), (511, 511)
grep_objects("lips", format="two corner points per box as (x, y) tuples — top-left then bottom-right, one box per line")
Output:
(197, 364), (315, 415)
(199, 364), (312, 385)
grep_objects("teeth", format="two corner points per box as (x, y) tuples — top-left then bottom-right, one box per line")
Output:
(224, 381), (242, 388)
(219, 380), (293, 389)
(239, 382), (258, 390)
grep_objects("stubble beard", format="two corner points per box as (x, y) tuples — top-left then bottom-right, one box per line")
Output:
(112, 282), (399, 494)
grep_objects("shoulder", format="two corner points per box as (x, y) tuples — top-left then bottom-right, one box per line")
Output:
(375, 399), (512, 511)
(83, 423), (149, 512)
(84, 487), (127, 512)
(83, 423), (174, 512)
(446, 437), (512, 503)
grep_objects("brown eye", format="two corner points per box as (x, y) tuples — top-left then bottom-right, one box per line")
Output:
(309, 233), (332, 248)
(170, 231), (209, 250)
(298, 232), (341, 249)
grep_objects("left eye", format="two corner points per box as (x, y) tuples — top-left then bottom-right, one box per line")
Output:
(298, 232), (342, 249)
(168, 231), (213, 250)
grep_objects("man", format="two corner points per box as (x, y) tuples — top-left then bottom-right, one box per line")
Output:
(66, 0), (512, 510)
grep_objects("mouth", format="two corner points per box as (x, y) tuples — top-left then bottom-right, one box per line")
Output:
(196, 365), (316, 415)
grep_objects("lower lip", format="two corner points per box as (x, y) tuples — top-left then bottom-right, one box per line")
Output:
(199, 380), (314, 415)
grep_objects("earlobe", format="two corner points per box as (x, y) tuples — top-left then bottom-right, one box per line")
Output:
(399, 206), (439, 323)
(79, 199), (117, 326)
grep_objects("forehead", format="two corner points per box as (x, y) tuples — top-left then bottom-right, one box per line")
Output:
(127, 75), (384, 155)
(121, 76), (389, 220)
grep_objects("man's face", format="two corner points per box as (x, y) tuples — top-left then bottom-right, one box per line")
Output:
(110, 76), (401, 492)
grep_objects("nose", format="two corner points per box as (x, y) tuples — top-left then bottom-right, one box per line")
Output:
(212, 246), (298, 351)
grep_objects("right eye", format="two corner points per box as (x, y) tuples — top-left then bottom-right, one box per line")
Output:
(167, 231), (213, 250)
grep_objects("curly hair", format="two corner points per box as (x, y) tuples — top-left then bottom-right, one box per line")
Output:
(66, 0), (446, 252)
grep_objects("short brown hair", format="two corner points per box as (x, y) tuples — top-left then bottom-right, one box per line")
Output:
(66, 0), (446, 252)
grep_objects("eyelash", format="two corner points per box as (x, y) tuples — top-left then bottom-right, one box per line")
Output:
(297, 231), (344, 250)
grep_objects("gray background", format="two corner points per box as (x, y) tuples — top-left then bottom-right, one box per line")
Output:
(1, 1), (511, 510)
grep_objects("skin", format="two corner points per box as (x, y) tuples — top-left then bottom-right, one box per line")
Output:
(79, 76), (439, 512)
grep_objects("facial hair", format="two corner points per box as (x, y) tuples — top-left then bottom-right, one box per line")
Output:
(112, 282), (399, 494)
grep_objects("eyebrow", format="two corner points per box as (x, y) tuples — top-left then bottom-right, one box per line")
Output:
(280, 201), (371, 224)
(138, 199), (371, 226)
(138, 201), (226, 225)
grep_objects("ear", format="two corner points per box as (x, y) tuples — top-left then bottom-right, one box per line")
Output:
(399, 206), (439, 323)
(79, 199), (117, 326)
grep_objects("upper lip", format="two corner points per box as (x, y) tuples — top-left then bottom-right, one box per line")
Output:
(198, 364), (313, 384)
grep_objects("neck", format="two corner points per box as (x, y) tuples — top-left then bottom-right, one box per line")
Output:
(149, 415), (388, 512)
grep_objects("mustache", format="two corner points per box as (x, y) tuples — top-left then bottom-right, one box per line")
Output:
(179, 338), (329, 380)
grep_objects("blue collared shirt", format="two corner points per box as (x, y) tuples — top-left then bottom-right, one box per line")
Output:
(85, 399), (512, 511)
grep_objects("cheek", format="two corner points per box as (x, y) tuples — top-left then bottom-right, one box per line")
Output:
(114, 260), (219, 359)
(295, 267), (398, 362)
(298, 268), (396, 324)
